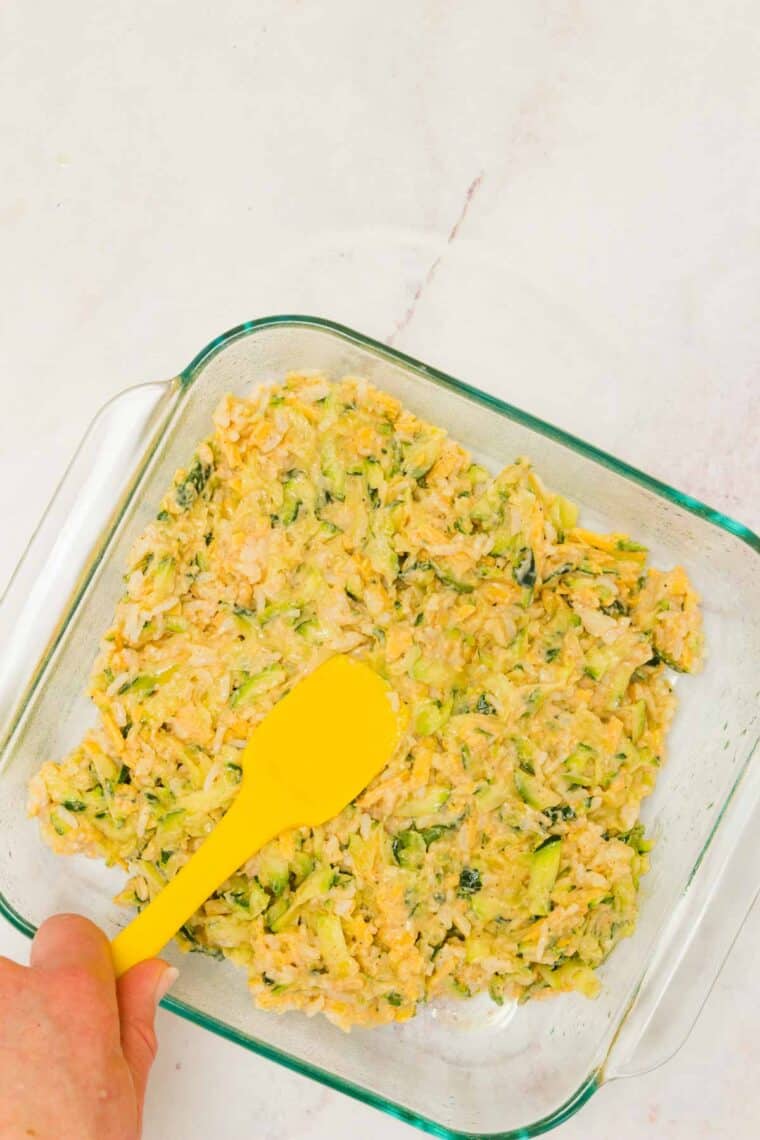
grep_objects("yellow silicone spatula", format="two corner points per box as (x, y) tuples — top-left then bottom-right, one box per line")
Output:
(111, 654), (400, 977)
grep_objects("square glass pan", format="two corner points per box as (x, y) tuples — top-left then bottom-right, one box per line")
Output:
(0, 316), (758, 1139)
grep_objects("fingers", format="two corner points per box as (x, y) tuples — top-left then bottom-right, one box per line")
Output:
(31, 913), (115, 984)
(117, 959), (178, 1116)
(28, 918), (175, 1125)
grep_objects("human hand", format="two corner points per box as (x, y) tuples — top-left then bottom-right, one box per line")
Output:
(0, 914), (177, 1140)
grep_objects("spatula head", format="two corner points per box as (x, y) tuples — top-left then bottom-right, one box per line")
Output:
(239, 655), (402, 827)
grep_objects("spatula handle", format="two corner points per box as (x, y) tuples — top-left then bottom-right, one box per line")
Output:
(111, 795), (279, 977)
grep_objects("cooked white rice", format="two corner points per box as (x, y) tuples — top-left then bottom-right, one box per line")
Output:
(29, 373), (704, 1029)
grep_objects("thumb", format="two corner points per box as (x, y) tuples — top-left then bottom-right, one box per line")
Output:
(117, 959), (178, 1115)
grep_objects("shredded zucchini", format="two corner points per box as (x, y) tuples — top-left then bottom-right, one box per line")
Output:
(29, 372), (704, 1031)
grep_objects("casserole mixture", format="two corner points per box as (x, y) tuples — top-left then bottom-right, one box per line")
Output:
(30, 373), (703, 1029)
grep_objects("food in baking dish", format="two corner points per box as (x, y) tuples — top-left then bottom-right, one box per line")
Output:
(30, 373), (703, 1029)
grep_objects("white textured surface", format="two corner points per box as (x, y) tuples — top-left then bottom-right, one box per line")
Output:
(1, 3), (759, 1138)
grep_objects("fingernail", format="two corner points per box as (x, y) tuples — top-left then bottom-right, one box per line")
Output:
(155, 966), (179, 1006)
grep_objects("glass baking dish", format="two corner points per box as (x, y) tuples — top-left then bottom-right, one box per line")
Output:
(0, 316), (758, 1138)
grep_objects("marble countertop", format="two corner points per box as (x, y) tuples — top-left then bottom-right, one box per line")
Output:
(1, 3), (758, 1137)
